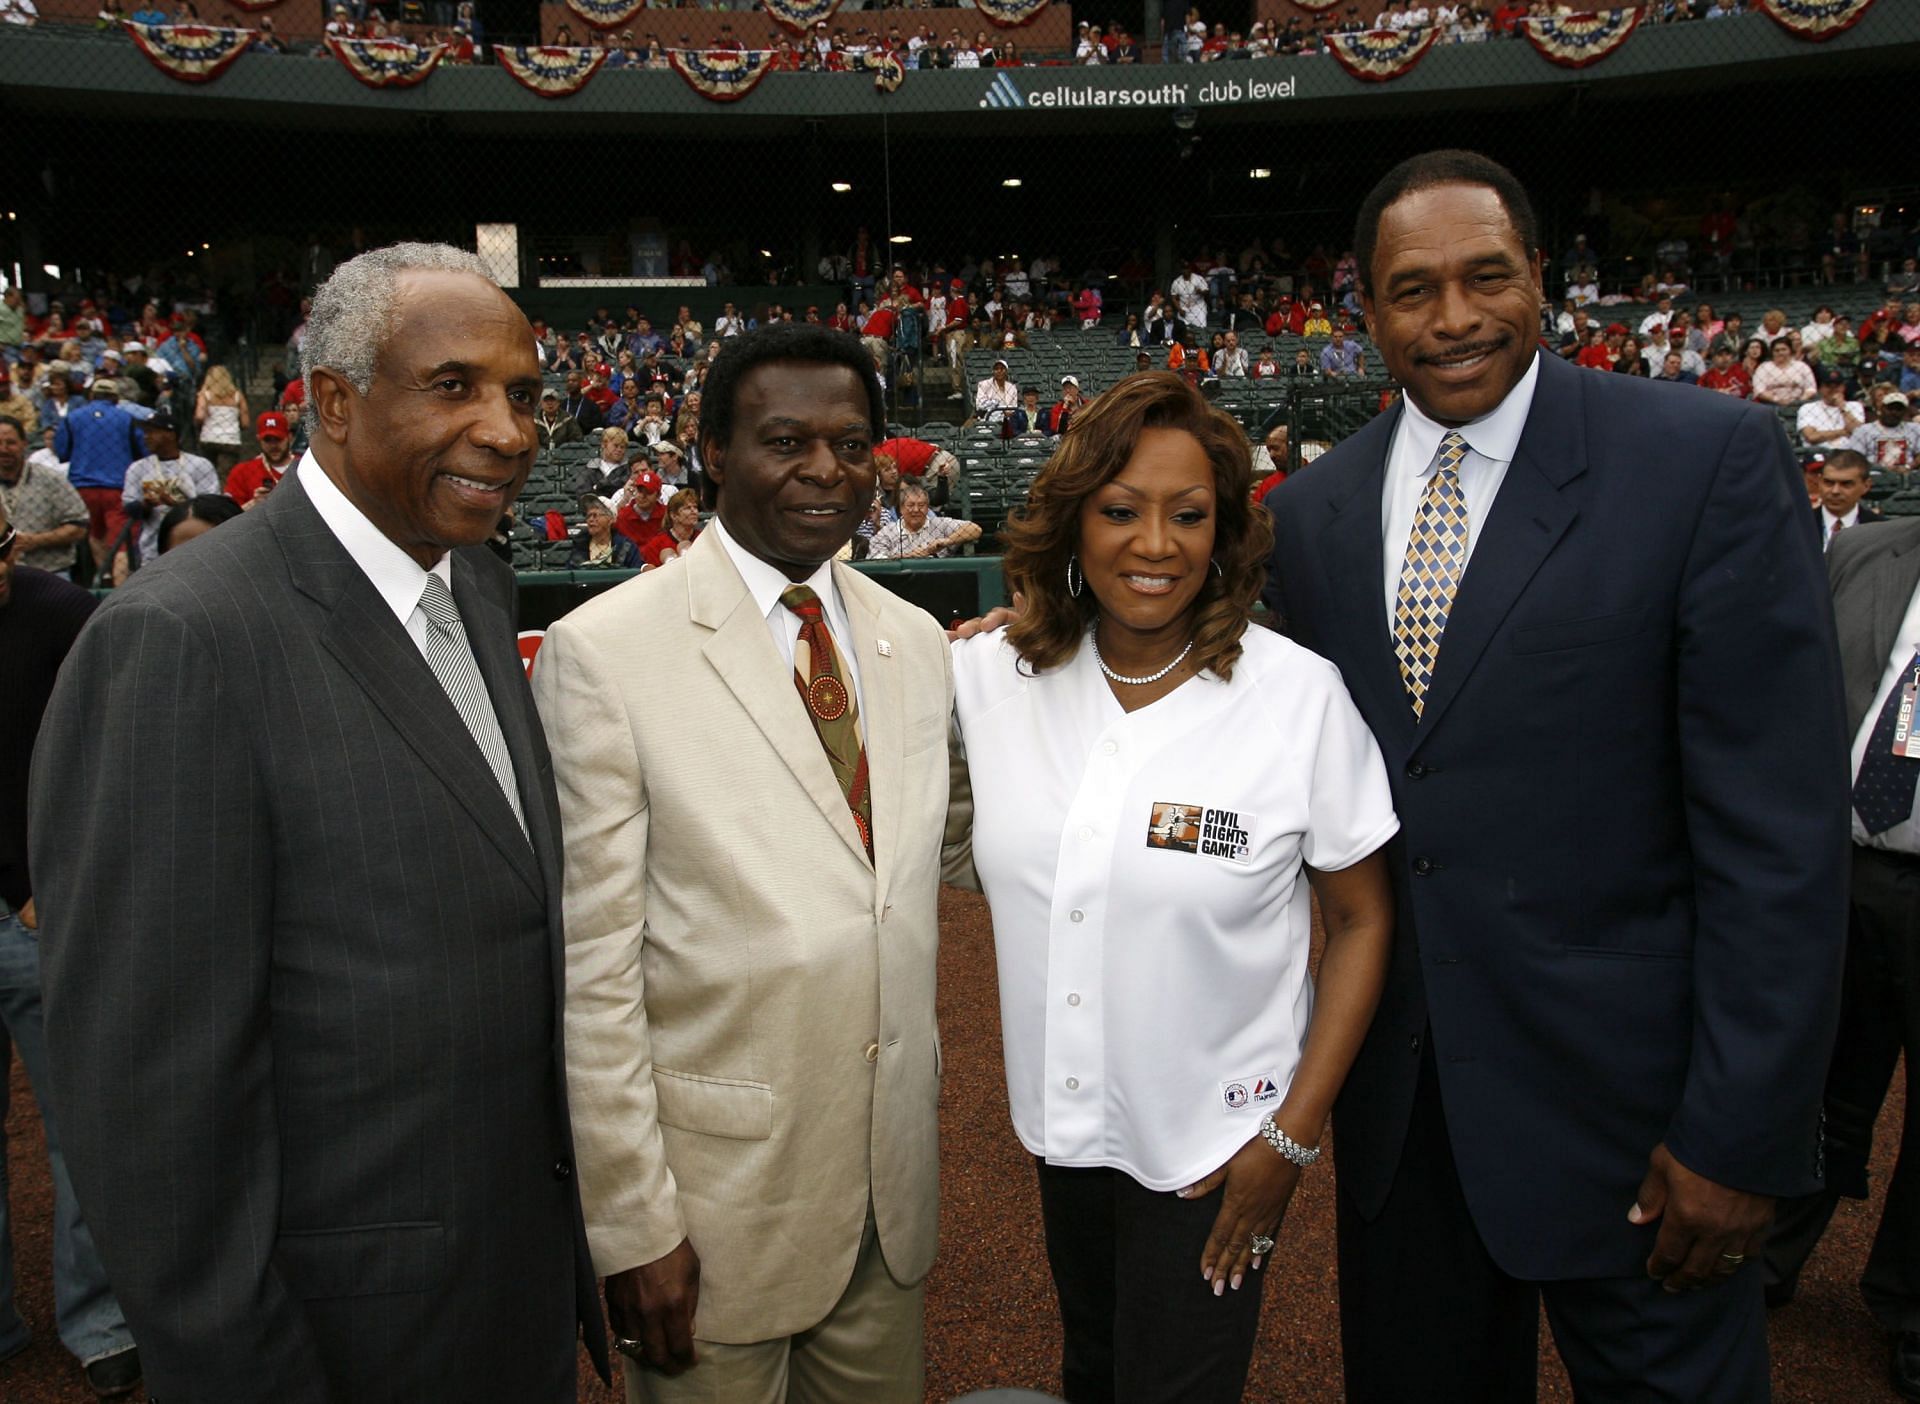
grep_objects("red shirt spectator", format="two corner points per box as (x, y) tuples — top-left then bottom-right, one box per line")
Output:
(1492, 3), (1529, 31)
(862, 305), (897, 341)
(1697, 362), (1752, 398)
(877, 437), (939, 478)
(279, 378), (306, 412)
(226, 412), (296, 509)
(947, 289), (970, 326)
(614, 469), (669, 549)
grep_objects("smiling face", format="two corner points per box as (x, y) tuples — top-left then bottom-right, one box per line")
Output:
(314, 270), (539, 570)
(705, 360), (875, 581)
(1077, 426), (1217, 647)
(1362, 182), (1543, 426)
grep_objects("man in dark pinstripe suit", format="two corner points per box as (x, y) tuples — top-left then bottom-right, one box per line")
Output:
(29, 245), (608, 1402)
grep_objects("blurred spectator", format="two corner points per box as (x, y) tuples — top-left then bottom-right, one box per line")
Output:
(613, 467), (668, 548)
(582, 426), (631, 497)
(224, 411), (294, 509)
(154, 493), (241, 554)
(975, 357), (1019, 420)
(535, 388), (582, 450)
(193, 366), (247, 477)
(54, 379), (145, 575)
(119, 343), (159, 408)
(1813, 451), (1879, 547)
(1799, 372), (1864, 448)
(0, 370), (36, 436)
(1752, 338), (1817, 406)
(1043, 377), (1083, 435)
(867, 480), (980, 559)
(1851, 392), (1920, 473)
(0, 289), (23, 348)
(558, 370), (602, 433)
(1697, 343), (1751, 398)
(566, 495), (640, 569)
(1217, 331), (1249, 378)
(0, 415), (84, 577)
(641, 490), (703, 567)
(1319, 326), (1362, 377)
(121, 408), (217, 567)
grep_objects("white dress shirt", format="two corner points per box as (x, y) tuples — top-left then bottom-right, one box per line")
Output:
(1851, 577), (1920, 854)
(1821, 505), (1861, 550)
(951, 627), (1398, 1189)
(298, 454), (453, 661)
(711, 516), (865, 729)
(1380, 351), (1541, 622)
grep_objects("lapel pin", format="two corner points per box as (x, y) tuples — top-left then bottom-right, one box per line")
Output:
(876, 639), (893, 657)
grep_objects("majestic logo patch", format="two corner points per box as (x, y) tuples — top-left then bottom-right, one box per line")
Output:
(1221, 1073), (1282, 1113)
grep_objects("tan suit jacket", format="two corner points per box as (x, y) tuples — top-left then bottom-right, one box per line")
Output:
(531, 529), (951, 1344)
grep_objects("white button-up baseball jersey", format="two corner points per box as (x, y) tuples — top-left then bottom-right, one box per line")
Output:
(952, 625), (1398, 1190)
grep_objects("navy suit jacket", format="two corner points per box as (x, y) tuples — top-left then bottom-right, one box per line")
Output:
(1264, 351), (1850, 1279)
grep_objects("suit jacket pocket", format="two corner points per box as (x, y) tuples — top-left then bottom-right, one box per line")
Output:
(1562, 944), (1690, 963)
(1510, 607), (1647, 655)
(653, 1066), (774, 1141)
(276, 1222), (445, 1299)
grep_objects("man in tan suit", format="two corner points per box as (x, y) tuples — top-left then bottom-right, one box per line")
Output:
(532, 323), (952, 1402)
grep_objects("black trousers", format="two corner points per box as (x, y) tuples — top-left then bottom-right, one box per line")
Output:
(1766, 844), (1920, 1330)
(1034, 1158), (1266, 1404)
(1338, 1045), (1769, 1403)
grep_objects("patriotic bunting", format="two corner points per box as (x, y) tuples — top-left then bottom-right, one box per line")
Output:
(563, 0), (646, 31)
(863, 48), (903, 93)
(976, 0), (1048, 27)
(762, 0), (841, 34)
(123, 21), (253, 83)
(497, 44), (609, 98)
(1754, 0), (1874, 40)
(326, 34), (445, 87)
(668, 47), (776, 102)
(1325, 26), (1437, 82)
(1521, 9), (1640, 68)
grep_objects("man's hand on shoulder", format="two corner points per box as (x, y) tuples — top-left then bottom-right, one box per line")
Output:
(946, 591), (1024, 643)
(606, 1237), (701, 1376)
(1629, 1143), (1773, 1293)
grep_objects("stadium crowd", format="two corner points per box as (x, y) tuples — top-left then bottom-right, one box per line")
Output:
(3, 200), (1917, 588)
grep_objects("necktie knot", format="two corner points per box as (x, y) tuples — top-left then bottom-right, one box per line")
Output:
(780, 583), (824, 623)
(418, 573), (461, 632)
(1437, 430), (1469, 476)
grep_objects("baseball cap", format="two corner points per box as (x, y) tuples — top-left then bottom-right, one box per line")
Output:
(123, 340), (148, 355)
(146, 407), (178, 433)
(256, 411), (289, 438)
(99, 347), (122, 362)
(1819, 368), (1847, 386)
(89, 377), (119, 396)
(633, 469), (663, 492)
(993, 357), (1009, 368)
(1061, 374), (1079, 387)
(580, 494), (616, 515)
(540, 386), (560, 399)
(1887, 392), (1911, 408)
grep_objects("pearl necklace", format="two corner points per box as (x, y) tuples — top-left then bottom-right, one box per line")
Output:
(1091, 631), (1195, 687)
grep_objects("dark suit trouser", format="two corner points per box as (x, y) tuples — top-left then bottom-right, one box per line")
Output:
(1339, 1044), (1770, 1403)
(1767, 845), (1920, 1330)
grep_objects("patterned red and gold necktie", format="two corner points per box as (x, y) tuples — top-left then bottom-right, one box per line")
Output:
(780, 583), (873, 860)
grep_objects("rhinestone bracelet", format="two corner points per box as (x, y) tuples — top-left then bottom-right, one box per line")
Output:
(1260, 1113), (1321, 1168)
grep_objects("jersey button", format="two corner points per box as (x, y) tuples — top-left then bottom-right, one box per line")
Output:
(1065, 1077), (1080, 1091)
(1069, 909), (1085, 923)
(1067, 993), (1081, 1007)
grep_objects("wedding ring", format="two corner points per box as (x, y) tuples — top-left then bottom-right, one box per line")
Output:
(1250, 1233), (1277, 1256)
(1719, 1253), (1746, 1265)
(613, 1336), (647, 1361)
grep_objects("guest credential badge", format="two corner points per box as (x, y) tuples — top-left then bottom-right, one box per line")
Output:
(1895, 665), (1920, 758)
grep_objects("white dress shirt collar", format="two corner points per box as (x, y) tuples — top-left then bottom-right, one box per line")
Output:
(298, 452), (452, 626)
(711, 514), (843, 627)
(1397, 350), (1541, 482)
(1823, 505), (1859, 532)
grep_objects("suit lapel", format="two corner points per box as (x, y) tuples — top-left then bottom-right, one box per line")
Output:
(837, 565), (901, 911)
(453, 552), (552, 900)
(270, 473), (544, 900)
(1869, 535), (1920, 669)
(1316, 420), (1415, 751)
(1410, 357), (1585, 749)
(689, 534), (872, 869)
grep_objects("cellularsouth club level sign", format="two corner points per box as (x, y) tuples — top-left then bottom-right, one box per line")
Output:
(977, 69), (1295, 110)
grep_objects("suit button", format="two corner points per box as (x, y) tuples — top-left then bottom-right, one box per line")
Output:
(1406, 762), (1427, 780)
(864, 1042), (880, 1063)
(553, 1158), (572, 1181)
(1413, 857), (1434, 876)
(1409, 1033), (1422, 1055)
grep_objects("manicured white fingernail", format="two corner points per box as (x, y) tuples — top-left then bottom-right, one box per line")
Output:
(1230, 1272), (1243, 1291)
(1175, 1187), (1191, 1199)
(1252, 1256), (1263, 1270)
(1201, 1265), (1213, 1281)
(1213, 1276), (1226, 1297)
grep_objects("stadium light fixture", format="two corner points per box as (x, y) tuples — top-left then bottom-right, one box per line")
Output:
(759, 249), (773, 258)
(831, 182), (852, 193)
(1002, 178), (1022, 188)
(889, 234), (913, 244)
(201, 242), (210, 249)
(1249, 168), (1272, 180)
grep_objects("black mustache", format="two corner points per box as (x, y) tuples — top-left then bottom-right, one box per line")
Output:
(1417, 338), (1510, 365)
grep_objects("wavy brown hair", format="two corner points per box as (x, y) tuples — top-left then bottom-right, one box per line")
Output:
(1002, 371), (1271, 681)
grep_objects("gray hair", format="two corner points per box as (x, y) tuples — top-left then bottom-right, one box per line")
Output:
(302, 242), (490, 400)
(897, 480), (931, 507)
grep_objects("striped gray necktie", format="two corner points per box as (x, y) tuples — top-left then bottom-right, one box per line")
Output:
(416, 573), (526, 835)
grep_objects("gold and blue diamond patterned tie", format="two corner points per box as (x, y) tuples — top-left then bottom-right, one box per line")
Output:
(1393, 431), (1471, 721)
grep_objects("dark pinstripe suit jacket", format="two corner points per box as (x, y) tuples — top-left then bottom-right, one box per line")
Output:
(30, 470), (607, 1402)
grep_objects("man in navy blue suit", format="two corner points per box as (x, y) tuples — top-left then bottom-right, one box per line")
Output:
(1264, 150), (1850, 1400)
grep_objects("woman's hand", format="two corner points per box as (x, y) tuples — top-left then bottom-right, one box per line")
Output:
(1178, 1132), (1302, 1295)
